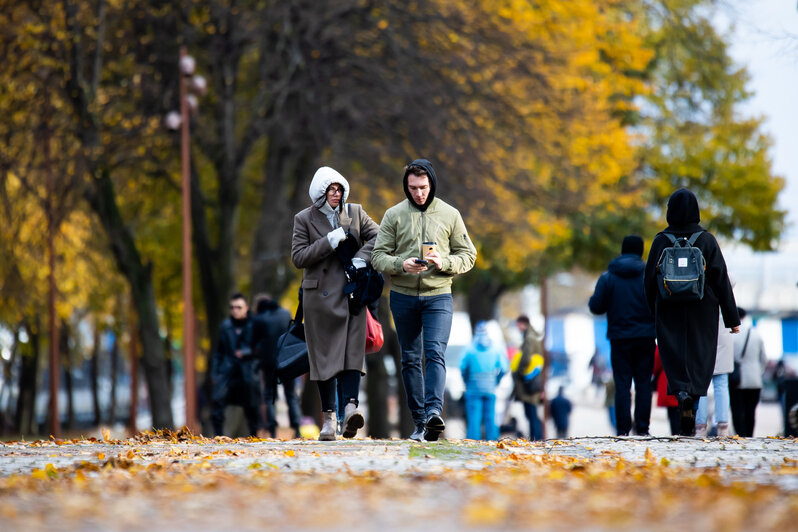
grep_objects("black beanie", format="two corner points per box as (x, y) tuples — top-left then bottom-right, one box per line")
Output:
(621, 235), (644, 257)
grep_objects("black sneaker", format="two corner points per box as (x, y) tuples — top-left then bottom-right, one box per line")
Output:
(424, 413), (446, 442)
(409, 422), (426, 442)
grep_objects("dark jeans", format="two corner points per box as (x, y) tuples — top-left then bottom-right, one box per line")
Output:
(318, 370), (361, 412)
(262, 372), (302, 437)
(610, 337), (655, 435)
(390, 291), (453, 423)
(211, 357), (261, 436)
(730, 387), (760, 437)
(666, 406), (680, 435)
(523, 402), (543, 441)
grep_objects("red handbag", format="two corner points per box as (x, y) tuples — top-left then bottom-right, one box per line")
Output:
(365, 309), (384, 354)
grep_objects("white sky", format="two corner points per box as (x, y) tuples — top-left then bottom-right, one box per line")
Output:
(721, 1), (798, 243)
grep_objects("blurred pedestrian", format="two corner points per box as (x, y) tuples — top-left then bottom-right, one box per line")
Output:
(211, 293), (260, 436)
(695, 314), (734, 437)
(459, 322), (508, 440)
(549, 386), (572, 439)
(604, 375), (616, 433)
(372, 159), (477, 441)
(291, 167), (380, 440)
(653, 346), (680, 435)
(589, 234), (656, 436)
(512, 316), (545, 440)
(644, 188), (740, 436)
(729, 307), (767, 437)
(251, 293), (302, 439)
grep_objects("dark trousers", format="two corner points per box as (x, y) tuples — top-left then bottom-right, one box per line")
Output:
(390, 292), (453, 423)
(610, 337), (655, 435)
(730, 388), (760, 437)
(318, 370), (361, 412)
(262, 372), (302, 437)
(523, 402), (543, 441)
(211, 357), (261, 436)
(666, 406), (681, 435)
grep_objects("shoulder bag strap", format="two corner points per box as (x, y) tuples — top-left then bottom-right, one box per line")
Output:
(294, 286), (304, 324)
(739, 328), (751, 359)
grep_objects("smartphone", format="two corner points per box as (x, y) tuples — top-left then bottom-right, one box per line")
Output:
(414, 259), (429, 265)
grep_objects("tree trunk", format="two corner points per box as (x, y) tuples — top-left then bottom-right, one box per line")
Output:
(61, 319), (75, 431)
(365, 355), (390, 439)
(466, 274), (506, 329)
(90, 326), (102, 426)
(250, 122), (318, 297)
(85, 171), (174, 429)
(15, 318), (40, 436)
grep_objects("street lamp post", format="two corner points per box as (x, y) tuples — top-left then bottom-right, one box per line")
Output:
(167, 47), (205, 434)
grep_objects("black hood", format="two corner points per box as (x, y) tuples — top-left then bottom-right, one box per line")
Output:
(608, 254), (645, 278)
(403, 158), (438, 211)
(666, 188), (701, 229)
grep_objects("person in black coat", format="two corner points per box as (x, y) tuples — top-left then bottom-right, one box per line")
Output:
(589, 235), (656, 436)
(211, 293), (261, 436)
(252, 293), (302, 438)
(549, 386), (573, 439)
(644, 188), (740, 435)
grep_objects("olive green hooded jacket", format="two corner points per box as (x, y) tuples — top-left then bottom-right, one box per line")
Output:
(371, 197), (477, 296)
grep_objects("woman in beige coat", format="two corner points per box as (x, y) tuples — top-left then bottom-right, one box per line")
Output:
(291, 166), (379, 440)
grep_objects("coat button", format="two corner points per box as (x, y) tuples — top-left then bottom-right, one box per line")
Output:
(323, 268), (327, 274)
(323, 291), (328, 296)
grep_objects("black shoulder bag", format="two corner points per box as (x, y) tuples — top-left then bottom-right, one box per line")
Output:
(275, 292), (310, 383)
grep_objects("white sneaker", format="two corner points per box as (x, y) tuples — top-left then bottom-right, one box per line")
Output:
(319, 411), (337, 441)
(342, 401), (364, 438)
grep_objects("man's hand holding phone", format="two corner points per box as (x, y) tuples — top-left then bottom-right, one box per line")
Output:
(402, 257), (428, 273)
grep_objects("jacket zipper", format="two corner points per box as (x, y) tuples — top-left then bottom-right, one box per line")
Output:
(417, 211), (426, 296)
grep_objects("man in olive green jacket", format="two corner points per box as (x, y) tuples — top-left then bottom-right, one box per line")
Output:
(372, 159), (476, 441)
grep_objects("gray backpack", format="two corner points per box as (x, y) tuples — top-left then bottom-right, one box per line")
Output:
(655, 232), (705, 301)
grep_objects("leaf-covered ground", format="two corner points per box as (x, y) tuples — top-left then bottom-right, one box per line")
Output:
(1, 429), (796, 531)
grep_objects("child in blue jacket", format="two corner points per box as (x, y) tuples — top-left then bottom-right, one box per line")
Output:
(460, 322), (509, 440)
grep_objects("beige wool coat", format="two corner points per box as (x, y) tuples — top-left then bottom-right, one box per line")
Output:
(291, 203), (379, 381)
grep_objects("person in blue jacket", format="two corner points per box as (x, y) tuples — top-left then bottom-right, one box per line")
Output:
(589, 235), (656, 436)
(460, 322), (509, 440)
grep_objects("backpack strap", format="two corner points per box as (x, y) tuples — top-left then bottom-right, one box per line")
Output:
(687, 232), (703, 246)
(662, 232), (677, 244)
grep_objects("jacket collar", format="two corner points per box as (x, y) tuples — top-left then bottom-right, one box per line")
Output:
(310, 204), (352, 232)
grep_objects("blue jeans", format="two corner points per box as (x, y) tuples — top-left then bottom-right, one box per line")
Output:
(389, 291), (453, 423)
(464, 392), (498, 440)
(696, 373), (730, 425)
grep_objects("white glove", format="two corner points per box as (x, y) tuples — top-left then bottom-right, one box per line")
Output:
(352, 258), (367, 269)
(327, 227), (346, 249)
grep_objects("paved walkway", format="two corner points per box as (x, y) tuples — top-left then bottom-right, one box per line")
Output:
(1, 434), (796, 531)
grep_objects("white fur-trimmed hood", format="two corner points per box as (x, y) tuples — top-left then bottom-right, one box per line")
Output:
(309, 167), (350, 204)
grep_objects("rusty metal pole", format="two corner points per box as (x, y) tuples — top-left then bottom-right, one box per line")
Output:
(128, 299), (139, 435)
(180, 46), (198, 433)
(45, 116), (60, 438)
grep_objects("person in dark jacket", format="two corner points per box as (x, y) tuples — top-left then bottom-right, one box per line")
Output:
(589, 235), (656, 436)
(251, 293), (302, 439)
(644, 188), (740, 436)
(211, 293), (260, 436)
(549, 386), (572, 439)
